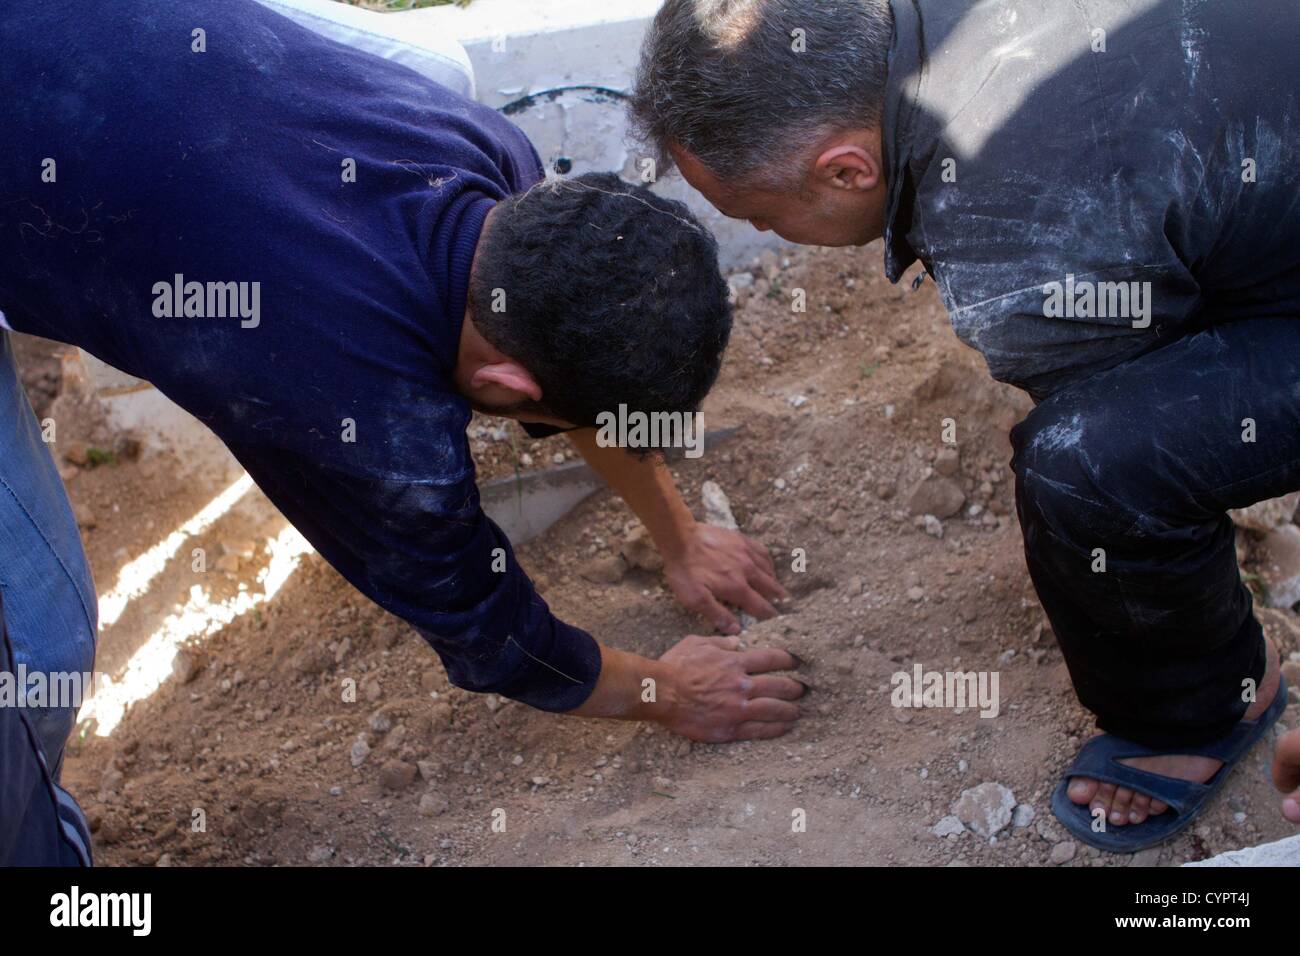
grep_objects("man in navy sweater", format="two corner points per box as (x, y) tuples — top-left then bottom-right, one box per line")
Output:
(0, 0), (803, 863)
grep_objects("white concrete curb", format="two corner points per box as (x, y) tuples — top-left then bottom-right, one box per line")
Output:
(1183, 832), (1300, 866)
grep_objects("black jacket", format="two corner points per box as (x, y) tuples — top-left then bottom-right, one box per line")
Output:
(882, 0), (1300, 400)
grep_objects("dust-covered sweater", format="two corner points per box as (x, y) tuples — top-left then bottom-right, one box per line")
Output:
(882, 0), (1300, 401)
(0, 0), (602, 710)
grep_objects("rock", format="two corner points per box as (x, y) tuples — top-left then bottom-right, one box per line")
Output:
(73, 502), (97, 530)
(171, 648), (201, 685)
(1230, 492), (1300, 534)
(951, 782), (1016, 837)
(826, 508), (849, 534)
(932, 815), (965, 838)
(349, 737), (371, 768)
(307, 846), (334, 863)
(933, 447), (960, 477)
(620, 524), (664, 572)
(1012, 804), (1036, 828)
(220, 538), (257, 560)
(293, 644), (333, 676)
(417, 759), (439, 782)
(214, 554), (241, 573)
(1255, 525), (1300, 608)
(701, 480), (740, 530)
(1035, 817), (1065, 843)
(876, 481), (896, 500)
(1129, 847), (1163, 867)
(906, 586), (925, 602)
(579, 554), (626, 584)
(99, 768), (125, 795)
(728, 272), (754, 293)
(922, 514), (944, 538)
(116, 431), (146, 461)
(907, 474), (966, 519)
(379, 759), (418, 791)
(429, 700), (454, 731)
(1049, 840), (1077, 865)
(368, 710), (393, 734)
(62, 441), (90, 467)
(418, 791), (450, 817)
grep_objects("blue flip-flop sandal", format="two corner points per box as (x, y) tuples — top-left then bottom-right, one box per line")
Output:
(1050, 675), (1289, 852)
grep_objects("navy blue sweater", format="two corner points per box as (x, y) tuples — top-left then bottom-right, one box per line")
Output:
(0, 0), (601, 710)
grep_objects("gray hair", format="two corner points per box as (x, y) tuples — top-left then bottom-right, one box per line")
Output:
(630, 0), (893, 190)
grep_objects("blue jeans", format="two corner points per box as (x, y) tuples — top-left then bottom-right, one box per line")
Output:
(0, 330), (96, 865)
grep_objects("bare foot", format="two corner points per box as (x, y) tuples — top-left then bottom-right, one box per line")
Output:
(1273, 726), (1300, 824)
(1067, 639), (1280, 827)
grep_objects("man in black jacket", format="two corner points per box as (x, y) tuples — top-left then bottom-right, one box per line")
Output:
(632, 0), (1300, 846)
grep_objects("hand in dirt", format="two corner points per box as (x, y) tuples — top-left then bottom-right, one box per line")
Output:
(655, 635), (803, 742)
(1274, 727), (1300, 823)
(662, 523), (789, 634)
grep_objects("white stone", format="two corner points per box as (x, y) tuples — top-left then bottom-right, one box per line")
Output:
(952, 782), (1016, 837)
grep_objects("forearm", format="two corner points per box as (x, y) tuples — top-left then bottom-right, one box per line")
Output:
(568, 643), (674, 721)
(566, 428), (695, 559)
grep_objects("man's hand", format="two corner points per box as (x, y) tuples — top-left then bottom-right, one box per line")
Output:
(568, 636), (804, 743)
(565, 428), (788, 632)
(656, 635), (803, 742)
(662, 522), (789, 634)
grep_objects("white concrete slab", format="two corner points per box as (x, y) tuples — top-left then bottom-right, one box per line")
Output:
(1184, 832), (1300, 867)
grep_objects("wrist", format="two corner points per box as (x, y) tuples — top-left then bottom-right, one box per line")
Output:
(649, 509), (698, 565)
(571, 646), (676, 723)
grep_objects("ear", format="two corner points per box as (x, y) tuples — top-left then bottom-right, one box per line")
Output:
(469, 360), (543, 403)
(813, 144), (880, 192)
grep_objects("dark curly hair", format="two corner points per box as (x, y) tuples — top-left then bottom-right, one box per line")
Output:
(468, 172), (732, 433)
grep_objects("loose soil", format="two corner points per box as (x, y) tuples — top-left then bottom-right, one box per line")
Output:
(16, 241), (1297, 866)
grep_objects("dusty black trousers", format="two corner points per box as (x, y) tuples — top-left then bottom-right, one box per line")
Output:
(1011, 316), (1299, 748)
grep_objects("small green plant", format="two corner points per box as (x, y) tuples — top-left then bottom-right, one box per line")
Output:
(86, 447), (118, 467)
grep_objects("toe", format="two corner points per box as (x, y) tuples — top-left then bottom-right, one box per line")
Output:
(1150, 797), (1169, 815)
(1283, 792), (1300, 824)
(1068, 776), (1099, 805)
(1110, 786), (1135, 826)
(1091, 782), (1118, 824)
(1129, 792), (1152, 825)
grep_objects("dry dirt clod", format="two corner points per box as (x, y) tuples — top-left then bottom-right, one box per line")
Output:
(63, 440), (90, 467)
(418, 791), (450, 817)
(933, 447), (961, 477)
(620, 524), (663, 572)
(379, 759), (417, 791)
(579, 554), (626, 584)
(907, 474), (966, 519)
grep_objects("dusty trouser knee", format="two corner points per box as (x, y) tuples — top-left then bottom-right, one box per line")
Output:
(1009, 319), (1300, 747)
